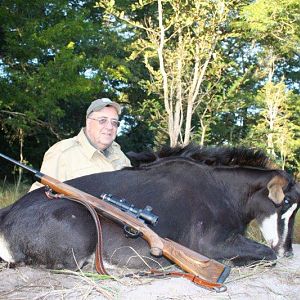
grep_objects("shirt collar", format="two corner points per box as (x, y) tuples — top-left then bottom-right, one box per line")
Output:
(76, 128), (116, 160)
(76, 128), (100, 159)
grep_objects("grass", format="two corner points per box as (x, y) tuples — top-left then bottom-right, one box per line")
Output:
(1, 180), (300, 243)
(294, 212), (300, 243)
(0, 180), (29, 208)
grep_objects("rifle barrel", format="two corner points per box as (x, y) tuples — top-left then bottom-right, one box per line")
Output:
(0, 152), (43, 180)
(0, 152), (35, 173)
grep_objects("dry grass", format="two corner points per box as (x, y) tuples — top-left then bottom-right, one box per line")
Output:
(228, 255), (300, 288)
(0, 262), (118, 299)
(294, 212), (300, 243)
(227, 260), (277, 283)
(0, 259), (165, 300)
(49, 270), (118, 299)
(246, 220), (266, 243)
(1, 250), (300, 299)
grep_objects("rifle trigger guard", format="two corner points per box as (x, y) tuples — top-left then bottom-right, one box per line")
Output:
(123, 225), (140, 238)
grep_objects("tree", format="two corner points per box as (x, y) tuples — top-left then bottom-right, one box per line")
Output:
(97, 0), (238, 146)
(239, 0), (300, 170)
(248, 79), (299, 168)
(0, 0), (145, 181)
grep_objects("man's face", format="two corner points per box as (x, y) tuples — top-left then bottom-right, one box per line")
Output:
(85, 106), (119, 150)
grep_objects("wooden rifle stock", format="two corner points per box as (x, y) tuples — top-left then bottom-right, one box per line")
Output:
(39, 174), (230, 285)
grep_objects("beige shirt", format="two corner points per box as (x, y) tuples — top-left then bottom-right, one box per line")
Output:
(29, 129), (131, 191)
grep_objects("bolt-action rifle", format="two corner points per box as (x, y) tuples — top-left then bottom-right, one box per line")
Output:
(0, 152), (230, 292)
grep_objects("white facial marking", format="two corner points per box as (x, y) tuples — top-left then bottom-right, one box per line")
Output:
(281, 203), (297, 221)
(259, 213), (279, 248)
(280, 203), (298, 252)
(0, 234), (15, 263)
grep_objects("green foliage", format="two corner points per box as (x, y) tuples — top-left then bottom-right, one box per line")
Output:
(243, 81), (300, 175)
(98, 0), (243, 146)
(0, 0), (148, 179)
(117, 97), (167, 152)
(241, 0), (300, 54)
(0, 0), (299, 180)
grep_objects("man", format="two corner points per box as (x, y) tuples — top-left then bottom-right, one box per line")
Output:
(29, 98), (131, 191)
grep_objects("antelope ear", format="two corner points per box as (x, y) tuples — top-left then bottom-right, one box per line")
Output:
(267, 175), (288, 205)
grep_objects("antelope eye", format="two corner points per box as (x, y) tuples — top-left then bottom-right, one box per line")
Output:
(281, 197), (292, 213)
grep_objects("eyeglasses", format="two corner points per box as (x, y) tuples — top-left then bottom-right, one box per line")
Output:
(88, 117), (120, 128)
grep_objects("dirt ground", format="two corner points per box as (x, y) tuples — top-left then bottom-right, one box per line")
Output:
(0, 244), (299, 300)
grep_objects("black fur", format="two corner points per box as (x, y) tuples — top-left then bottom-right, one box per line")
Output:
(127, 144), (274, 168)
